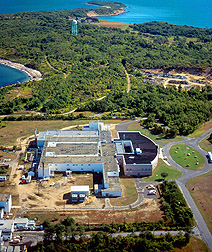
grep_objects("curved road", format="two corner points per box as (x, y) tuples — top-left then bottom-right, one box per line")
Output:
(117, 120), (212, 250)
(162, 127), (212, 251)
(15, 120), (212, 250)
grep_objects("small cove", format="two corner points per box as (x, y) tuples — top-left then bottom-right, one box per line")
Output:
(0, 63), (30, 87)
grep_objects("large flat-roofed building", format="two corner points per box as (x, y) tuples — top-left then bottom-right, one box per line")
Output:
(115, 132), (159, 177)
(36, 121), (159, 198)
(37, 121), (122, 198)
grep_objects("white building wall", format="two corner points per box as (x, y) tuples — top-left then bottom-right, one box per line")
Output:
(49, 162), (103, 173)
(37, 168), (53, 178)
(0, 208), (3, 219)
(101, 190), (122, 197)
(124, 164), (152, 176)
(151, 151), (159, 170)
(0, 195), (12, 214)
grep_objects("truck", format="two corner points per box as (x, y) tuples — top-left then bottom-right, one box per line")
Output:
(26, 175), (32, 183)
(208, 152), (212, 163)
(135, 148), (142, 155)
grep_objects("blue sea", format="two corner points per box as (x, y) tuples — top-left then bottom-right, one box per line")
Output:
(0, 0), (211, 28)
(0, 64), (30, 87)
(0, 0), (211, 85)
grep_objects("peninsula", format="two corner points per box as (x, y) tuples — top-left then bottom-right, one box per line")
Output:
(86, 0), (128, 17)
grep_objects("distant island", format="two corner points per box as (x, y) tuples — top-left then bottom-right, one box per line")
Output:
(86, 0), (128, 17)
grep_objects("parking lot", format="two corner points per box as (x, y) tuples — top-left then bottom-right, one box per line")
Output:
(134, 178), (159, 199)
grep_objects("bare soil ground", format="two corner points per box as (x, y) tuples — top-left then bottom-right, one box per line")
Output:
(22, 198), (163, 225)
(15, 173), (105, 210)
(187, 171), (212, 235)
(0, 150), (17, 162)
(142, 67), (212, 89)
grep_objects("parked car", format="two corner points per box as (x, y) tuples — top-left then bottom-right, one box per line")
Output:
(148, 190), (156, 195)
(146, 185), (155, 190)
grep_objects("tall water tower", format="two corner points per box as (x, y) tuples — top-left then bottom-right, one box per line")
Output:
(72, 19), (77, 35)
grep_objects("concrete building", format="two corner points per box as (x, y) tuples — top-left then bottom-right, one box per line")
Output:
(71, 185), (89, 203)
(36, 121), (122, 198)
(0, 218), (35, 241)
(0, 194), (12, 216)
(115, 132), (159, 177)
(35, 121), (159, 198)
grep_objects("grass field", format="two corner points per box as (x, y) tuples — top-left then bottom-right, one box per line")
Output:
(173, 236), (210, 252)
(170, 144), (205, 170)
(188, 119), (212, 138)
(96, 19), (130, 30)
(187, 170), (212, 236)
(127, 121), (184, 144)
(199, 136), (212, 152)
(143, 159), (182, 182)
(110, 178), (138, 206)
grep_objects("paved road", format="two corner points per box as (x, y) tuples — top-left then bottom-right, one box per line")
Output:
(14, 120), (212, 250)
(16, 229), (199, 247)
(162, 127), (212, 251)
(117, 120), (212, 250)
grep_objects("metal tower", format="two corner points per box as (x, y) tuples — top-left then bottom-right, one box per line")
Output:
(72, 20), (77, 35)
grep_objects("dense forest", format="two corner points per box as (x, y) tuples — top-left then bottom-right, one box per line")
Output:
(0, 7), (212, 135)
(31, 230), (190, 252)
(131, 21), (212, 41)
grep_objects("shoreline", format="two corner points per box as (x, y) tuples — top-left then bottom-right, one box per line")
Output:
(0, 59), (42, 83)
(87, 9), (128, 18)
(85, 2), (128, 17)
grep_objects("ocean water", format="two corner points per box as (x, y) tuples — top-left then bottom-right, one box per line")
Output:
(0, 64), (30, 87)
(0, 0), (211, 28)
(0, 0), (211, 85)
(100, 0), (212, 28)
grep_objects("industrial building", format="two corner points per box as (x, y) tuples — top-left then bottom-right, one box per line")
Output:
(71, 185), (89, 203)
(0, 218), (35, 241)
(35, 121), (158, 198)
(115, 132), (159, 177)
(0, 194), (12, 219)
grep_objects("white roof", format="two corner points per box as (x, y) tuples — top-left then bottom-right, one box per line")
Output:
(71, 185), (89, 192)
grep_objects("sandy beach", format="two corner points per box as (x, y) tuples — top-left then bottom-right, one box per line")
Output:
(0, 59), (42, 82)
(85, 2), (128, 17)
(87, 9), (127, 17)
